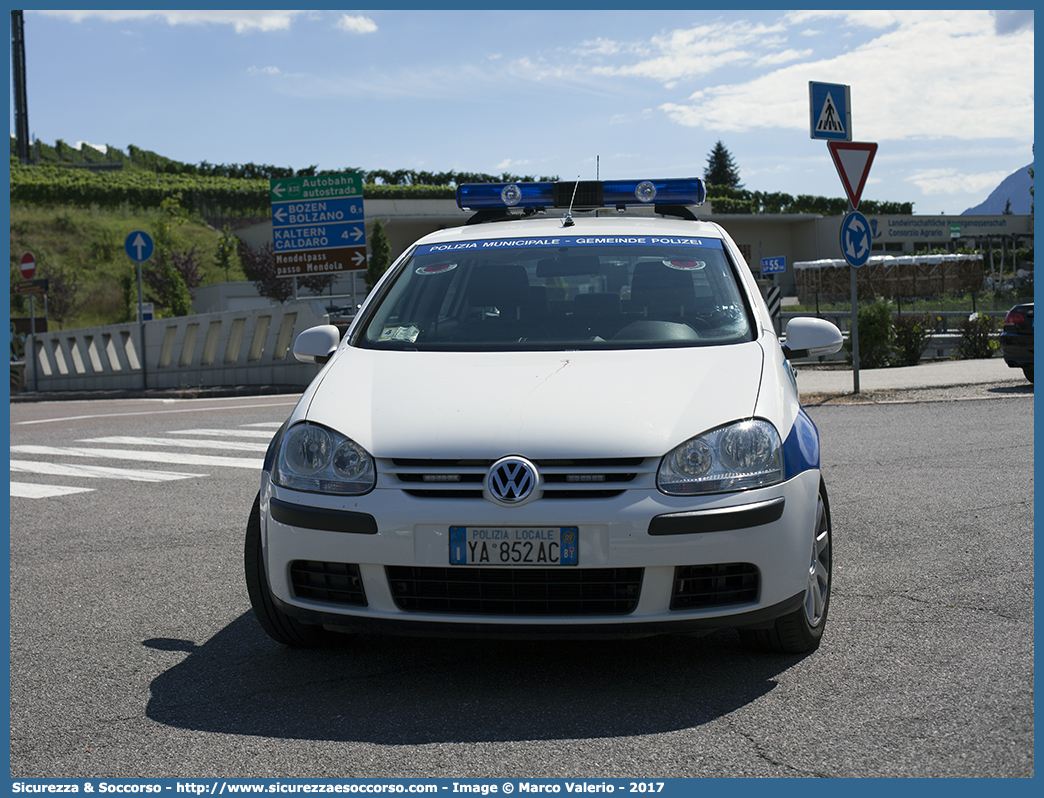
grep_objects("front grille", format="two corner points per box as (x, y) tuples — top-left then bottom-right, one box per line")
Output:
(670, 563), (759, 610)
(385, 457), (648, 500)
(386, 566), (643, 615)
(290, 561), (367, 606)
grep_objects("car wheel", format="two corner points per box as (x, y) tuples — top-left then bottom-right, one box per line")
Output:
(244, 492), (348, 648)
(739, 481), (832, 654)
(1023, 366), (1033, 383)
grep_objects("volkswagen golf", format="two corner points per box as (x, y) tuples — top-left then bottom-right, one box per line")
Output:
(245, 177), (844, 653)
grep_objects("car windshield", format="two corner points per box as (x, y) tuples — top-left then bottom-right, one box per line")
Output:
(357, 235), (755, 351)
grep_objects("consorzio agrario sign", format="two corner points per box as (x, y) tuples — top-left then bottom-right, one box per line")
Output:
(869, 215), (1031, 242)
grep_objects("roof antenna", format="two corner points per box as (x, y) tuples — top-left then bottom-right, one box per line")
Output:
(563, 175), (580, 228)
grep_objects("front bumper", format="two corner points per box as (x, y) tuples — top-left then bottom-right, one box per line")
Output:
(260, 468), (822, 635)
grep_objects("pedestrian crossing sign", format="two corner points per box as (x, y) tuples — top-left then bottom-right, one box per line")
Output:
(809, 81), (852, 141)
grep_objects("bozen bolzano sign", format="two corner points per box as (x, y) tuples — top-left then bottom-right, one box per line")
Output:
(270, 173), (367, 278)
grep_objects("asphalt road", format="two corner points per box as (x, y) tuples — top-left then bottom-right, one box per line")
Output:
(8, 389), (1034, 778)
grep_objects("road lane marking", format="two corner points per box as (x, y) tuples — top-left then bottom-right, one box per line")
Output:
(11, 482), (95, 498)
(14, 399), (298, 426)
(10, 445), (263, 469)
(10, 460), (204, 482)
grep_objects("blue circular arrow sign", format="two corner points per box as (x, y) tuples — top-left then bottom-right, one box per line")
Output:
(124, 230), (155, 262)
(839, 211), (871, 267)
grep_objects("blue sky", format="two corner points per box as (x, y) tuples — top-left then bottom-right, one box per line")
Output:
(12, 8), (1036, 215)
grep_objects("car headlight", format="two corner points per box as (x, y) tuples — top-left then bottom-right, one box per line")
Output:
(658, 419), (782, 495)
(274, 422), (376, 495)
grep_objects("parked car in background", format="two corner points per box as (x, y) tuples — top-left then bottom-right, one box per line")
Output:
(1000, 302), (1034, 382)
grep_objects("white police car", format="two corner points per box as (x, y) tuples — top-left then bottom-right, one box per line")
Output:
(245, 178), (844, 652)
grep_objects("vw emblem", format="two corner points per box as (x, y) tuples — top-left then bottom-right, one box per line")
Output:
(485, 456), (539, 505)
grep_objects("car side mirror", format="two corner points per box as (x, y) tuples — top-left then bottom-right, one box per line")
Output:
(782, 317), (844, 360)
(293, 325), (341, 365)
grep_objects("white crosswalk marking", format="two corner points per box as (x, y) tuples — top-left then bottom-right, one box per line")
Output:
(10, 445), (263, 469)
(10, 460), (204, 482)
(79, 436), (269, 452)
(11, 482), (94, 498)
(10, 422), (275, 500)
(168, 428), (278, 439)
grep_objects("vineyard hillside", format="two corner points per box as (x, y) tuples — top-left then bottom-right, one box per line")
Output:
(9, 139), (917, 332)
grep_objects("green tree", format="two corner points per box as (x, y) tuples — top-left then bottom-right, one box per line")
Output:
(215, 224), (238, 281)
(366, 219), (390, 291)
(144, 194), (198, 316)
(704, 141), (744, 190)
(42, 261), (83, 330)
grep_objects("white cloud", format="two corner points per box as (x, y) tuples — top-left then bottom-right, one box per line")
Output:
(783, 10), (901, 29)
(336, 15), (377, 34)
(755, 48), (812, 67)
(658, 11), (1034, 143)
(495, 158), (532, 171)
(573, 37), (624, 57)
(590, 20), (789, 86)
(906, 168), (1013, 197)
(31, 9), (306, 33)
(248, 66), (282, 76)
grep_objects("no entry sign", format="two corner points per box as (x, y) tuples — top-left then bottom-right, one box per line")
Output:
(20, 251), (35, 280)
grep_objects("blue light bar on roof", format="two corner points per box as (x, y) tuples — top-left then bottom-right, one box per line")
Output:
(455, 178), (706, 210)
(603, 178), (707, 207)
(456, 182), (555, 210)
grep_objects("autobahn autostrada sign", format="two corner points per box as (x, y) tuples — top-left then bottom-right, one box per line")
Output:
(270, 173), (367, 278)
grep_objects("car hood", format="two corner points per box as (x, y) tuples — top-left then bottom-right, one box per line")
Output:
(303, 343), (765, 459)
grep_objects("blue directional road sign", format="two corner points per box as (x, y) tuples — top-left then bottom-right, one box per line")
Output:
(271, 197), (364, 228)
(124, 230), (154, 262)
(839, 211), (872, 267)
(273, 223), (366, 253)
(761, 256), (787, 275)
(809, 81), (851, 141)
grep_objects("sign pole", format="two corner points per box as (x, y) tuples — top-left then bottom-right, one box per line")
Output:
(138, 261), (147, 389)
(124, 231), (155, 391)
(850, 263), (860, 394)
(838, 206), (872, 394)
(29, 294), (37, 391)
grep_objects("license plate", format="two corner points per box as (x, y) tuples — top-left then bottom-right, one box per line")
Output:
(449, 527), (578, 566)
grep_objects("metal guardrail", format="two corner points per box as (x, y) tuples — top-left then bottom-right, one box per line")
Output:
(23, 301), (330, 392)
(780, 311), (1005, 362)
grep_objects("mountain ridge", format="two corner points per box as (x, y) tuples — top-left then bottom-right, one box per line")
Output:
(962, 162), (1033, 215)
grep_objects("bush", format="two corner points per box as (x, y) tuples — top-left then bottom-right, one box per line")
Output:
(892, 312), (935, 366)
(954, 313), (999, 359)
(845, 299), (894, 368)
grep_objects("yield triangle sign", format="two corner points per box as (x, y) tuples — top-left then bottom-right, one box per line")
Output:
(828, 141), (877, 209)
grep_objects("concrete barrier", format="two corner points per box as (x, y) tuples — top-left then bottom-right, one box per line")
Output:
(24, 301), (330, 392)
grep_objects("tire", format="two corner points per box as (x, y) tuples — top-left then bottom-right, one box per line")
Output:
(1023, 366), (1033, 384)
(739, 481), (832, 654)
(244, 492), (347, 648)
